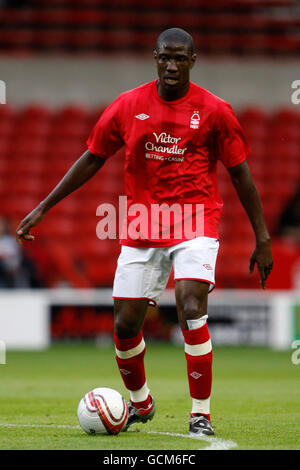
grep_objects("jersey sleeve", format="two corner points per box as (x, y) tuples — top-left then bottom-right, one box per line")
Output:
(86, 96), (124, 159)
(214, 101), (251, 168)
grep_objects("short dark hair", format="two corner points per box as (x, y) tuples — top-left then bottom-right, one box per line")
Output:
(156, 28), (194, 55)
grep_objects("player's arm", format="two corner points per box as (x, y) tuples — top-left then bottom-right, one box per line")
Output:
(16, 150), (104, 244)
(227, 160), (273, 288)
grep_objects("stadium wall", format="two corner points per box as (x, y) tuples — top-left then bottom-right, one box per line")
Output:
(1, 57), (300, 108)
(0, 289), (299, 350)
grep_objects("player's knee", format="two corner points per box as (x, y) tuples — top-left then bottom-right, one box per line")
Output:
(179, 299), (207, 322)
(114, 315), (141, 339)
(114, 299), (147, 339)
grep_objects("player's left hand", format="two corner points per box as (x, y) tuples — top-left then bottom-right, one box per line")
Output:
(249, 239), (273, 289)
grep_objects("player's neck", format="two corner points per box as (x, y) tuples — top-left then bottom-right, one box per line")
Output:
(156, 80), (190, 101)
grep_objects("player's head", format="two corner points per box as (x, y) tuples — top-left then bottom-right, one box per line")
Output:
(156, 28), (195, 57)
(154, 28), (196, 97)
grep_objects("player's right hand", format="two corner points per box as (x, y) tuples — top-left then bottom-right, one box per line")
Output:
(16, 206), (46, 245)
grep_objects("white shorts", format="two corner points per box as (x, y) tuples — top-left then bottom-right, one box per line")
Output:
(112, 237), (219, 306)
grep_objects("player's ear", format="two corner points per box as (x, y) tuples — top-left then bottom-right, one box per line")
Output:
(190, 53), (197, 69)
(153, 49), (158, 61)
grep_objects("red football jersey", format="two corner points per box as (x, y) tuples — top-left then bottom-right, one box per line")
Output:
(87, 80), (251, 247)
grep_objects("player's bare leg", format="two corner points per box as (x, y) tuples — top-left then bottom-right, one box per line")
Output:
(113, 299), (155, 430)
(114, 298), (148, 339)
(175, 280), (214, 435)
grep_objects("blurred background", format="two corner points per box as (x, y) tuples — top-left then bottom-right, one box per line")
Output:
(0, 0), (299, 350)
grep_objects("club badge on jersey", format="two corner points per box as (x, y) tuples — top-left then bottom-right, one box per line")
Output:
(190, 111), (200, 129)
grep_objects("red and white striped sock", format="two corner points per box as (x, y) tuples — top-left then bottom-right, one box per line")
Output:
(114, 330), (151, 411)
(182, 322), (212, 419)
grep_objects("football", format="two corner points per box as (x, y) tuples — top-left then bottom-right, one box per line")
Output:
(77, 387), (128, 435)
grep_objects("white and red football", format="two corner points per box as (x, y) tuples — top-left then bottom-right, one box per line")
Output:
(77, 387), (128, 435)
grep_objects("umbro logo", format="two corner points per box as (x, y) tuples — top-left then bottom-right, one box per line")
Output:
(135, 113), (150, 120)
(203, 264), (213, 270)
(120, 369), (131, 375)
(190, 371), (202, 380)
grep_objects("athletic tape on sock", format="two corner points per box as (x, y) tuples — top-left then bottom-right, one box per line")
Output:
(186, 315), (208, 330)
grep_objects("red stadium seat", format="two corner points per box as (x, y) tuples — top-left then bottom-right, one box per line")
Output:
(51, 121), (89, 139)
(38, 217), (75, 241)
(47, 141), (86, 161)
(239, 107), (268, 124)
(12, 137), (48, 158)
(33, 30), (67, 50)
(0, 104), (15, 122)
(87, 107), (107, 129)
(33, 8), (70, 26)
(3, 196), (39, 219)
(13, 158), (45, 177)
(56, 105), (88, 122)
(0, 29), (34, 49)
(67, 9), (106, 26)
(65, 30), (103, 49)
(0, 1), (300, 57)
(19, 104), (52, 121)
(0, 138), (11, 157)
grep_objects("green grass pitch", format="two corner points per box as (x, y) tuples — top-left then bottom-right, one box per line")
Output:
(0, 343), (299, 450)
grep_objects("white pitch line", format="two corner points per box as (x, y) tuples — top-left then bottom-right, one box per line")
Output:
(0, 423), (80, 430)
(0, 423), (237, 450)
(140, 430), (237, 451)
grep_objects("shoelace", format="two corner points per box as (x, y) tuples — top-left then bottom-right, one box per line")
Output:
(129, 400), (153, 415)
(189, 415), (208, 426)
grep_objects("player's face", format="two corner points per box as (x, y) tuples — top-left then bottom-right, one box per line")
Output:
(154, 42), (196, 100)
